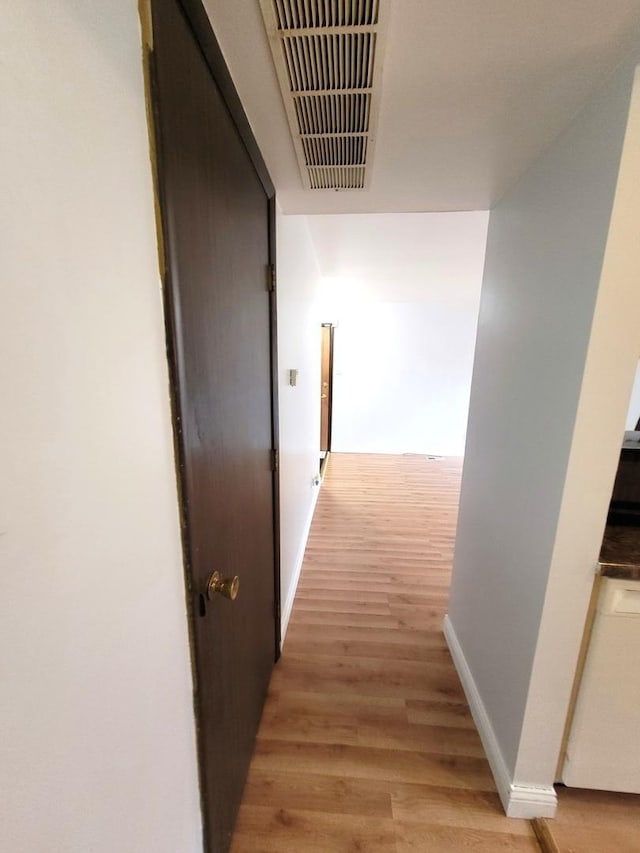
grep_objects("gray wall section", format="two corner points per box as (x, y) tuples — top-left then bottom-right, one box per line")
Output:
(448, 50), (639, 777)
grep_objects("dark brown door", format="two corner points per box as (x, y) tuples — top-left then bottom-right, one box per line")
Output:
(150, 1), (277, 849)
(320, 324), (334, 452)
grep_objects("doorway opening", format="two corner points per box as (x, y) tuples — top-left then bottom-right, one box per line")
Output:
(320, 322), (335, 475)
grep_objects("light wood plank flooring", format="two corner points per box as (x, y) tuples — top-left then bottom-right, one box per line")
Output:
(232, 453), (539, 851)
(232, 453), (639, 852)
(551, 786), (640, 853)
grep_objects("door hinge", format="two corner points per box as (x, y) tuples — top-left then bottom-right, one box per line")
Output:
(267, 264), (276, 293)
(271, 448), (279, 472)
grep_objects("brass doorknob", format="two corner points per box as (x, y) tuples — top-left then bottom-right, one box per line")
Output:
(207, 571), (240, 601)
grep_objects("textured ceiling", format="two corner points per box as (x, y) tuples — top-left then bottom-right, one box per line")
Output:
(203, 0), (640, 213)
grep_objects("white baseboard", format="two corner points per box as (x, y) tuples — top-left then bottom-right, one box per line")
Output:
(280, 485), (320, 646)
(443, 615), (557, 819)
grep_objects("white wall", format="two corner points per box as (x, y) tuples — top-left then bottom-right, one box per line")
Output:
(448, 51), (640, 815)
(625, 359), (640, 429)
(307, 213), (489, 456)
(1, 4), (202, 852)
(276, 212), (322, 637)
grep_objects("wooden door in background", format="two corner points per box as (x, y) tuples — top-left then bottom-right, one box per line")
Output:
(320, 324), (334, 454)
(151, 0), (277, 849)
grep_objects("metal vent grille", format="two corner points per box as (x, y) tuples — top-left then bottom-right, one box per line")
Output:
(260, 0), (388, 191)
(302, 135), (368, 167)
(273, 0), (379, 29)
(294, 94), (371, 134)
(282, 34), (376, 91)
(308, 166), (365, 189)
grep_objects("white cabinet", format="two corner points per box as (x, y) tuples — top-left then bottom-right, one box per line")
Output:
(562, 577), (640, 793)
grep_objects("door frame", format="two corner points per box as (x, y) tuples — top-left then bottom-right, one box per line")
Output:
(320, 323), (335, 473)
(142, 0), (282, 831)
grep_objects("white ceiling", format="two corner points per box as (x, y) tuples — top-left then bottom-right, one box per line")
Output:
(203, 1), (640, 214)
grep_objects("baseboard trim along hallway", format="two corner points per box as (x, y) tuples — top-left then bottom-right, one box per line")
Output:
(443, 614), (558, 819)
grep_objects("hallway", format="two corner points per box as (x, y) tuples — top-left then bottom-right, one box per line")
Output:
(231, 453), (540, 851)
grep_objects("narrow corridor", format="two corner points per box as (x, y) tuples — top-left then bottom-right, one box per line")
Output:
(232, 454), (540, 851)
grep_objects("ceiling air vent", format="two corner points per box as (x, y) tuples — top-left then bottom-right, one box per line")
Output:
(259, 0), (388, 191)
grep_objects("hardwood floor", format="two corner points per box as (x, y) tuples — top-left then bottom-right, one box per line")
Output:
(232, 453), (640, 852)
(551, 786), (640, 853)
(232, 453), (539, 851)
